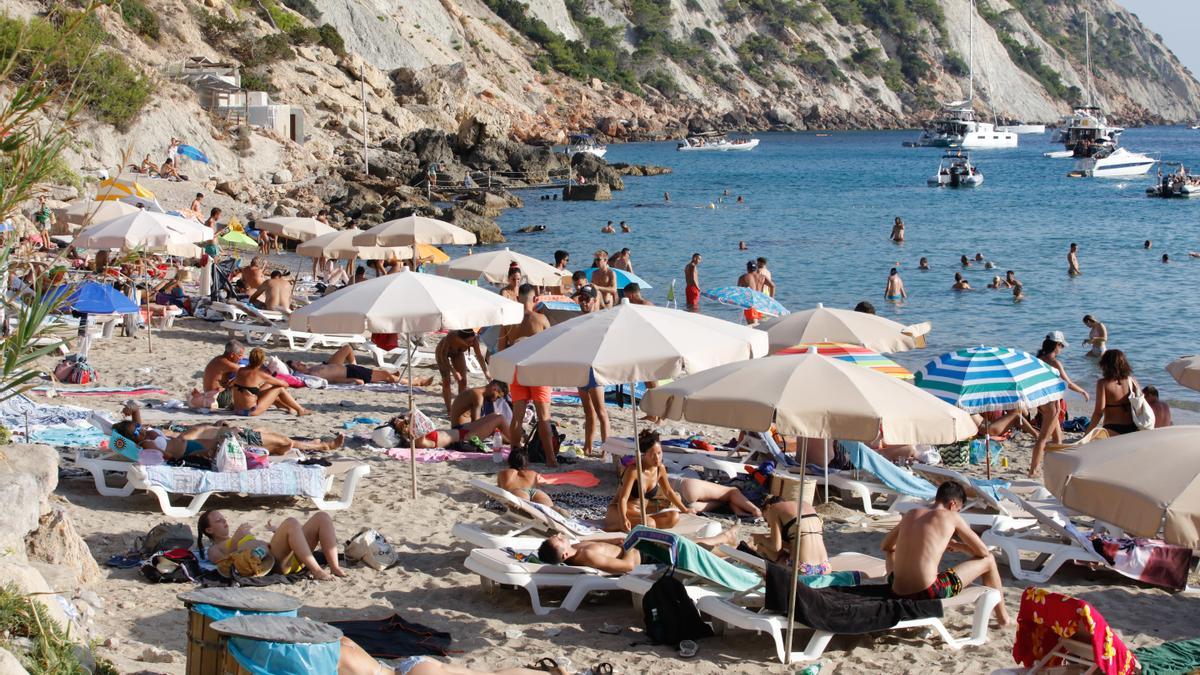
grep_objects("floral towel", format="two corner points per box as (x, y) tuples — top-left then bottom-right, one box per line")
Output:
(1013, 587), (1138, 675)
(136, 463), (327, 497)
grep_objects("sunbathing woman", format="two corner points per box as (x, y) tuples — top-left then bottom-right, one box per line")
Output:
(605, 429), (695, 532)
(231, 348), (311, 416)
(497, 448), (554, 508)
(287, 344), (433, 386)
(748, 496), (830, 575)
(114, 406), (343, 459)
(154, 269), (189, 310)
(387, 412), (513, 451)
(670, 476), (761, 518)
(198, 509), (346, 581)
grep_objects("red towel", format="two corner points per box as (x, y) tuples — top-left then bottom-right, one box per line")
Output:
(1012, 587), (1138, 675)
(538, 470), (599, 488)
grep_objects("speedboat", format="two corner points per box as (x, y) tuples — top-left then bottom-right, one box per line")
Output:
(1146, 164), (1200, 198)
(1071, 147), (1155, 178)
(1060, 106), (1123, 158)
(676, 133), (759, 152)
(565, 133), (606, 159)
(928, 152), (984, 187)
(1190, 122), (1200, 130)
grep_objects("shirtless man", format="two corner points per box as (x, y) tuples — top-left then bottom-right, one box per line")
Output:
(248, 271), (294, 313)
(884, 267), (907, 301)
(191, 340), (244, 410)
(590, 250), (618, 308)
(736, 260), (775, 325)
(241, 257), (267, 294)
(499, 266), (521, 301)
(600, 221), (615, 234)
(537, 534), (641, 573)
(891, 217), (905, 243)
(623, 283), (652, 305)
(881, 482), (1011, 626)
(448, 380), (509, 426)
(1144, 386), (1172, 428)
(684, 253), (701, 311)
(551, 250), (571, 293)
(498, 284), (555, 463)
(1082, 314), (1107, 357)
(952, 273), (971, 291)
(435, 329), (490, 412)
(287, 345), (432, 385)
(1004, 270), (1018, 288)
(190, 193), (204, 215)
(1067, 242), (1081, 276)
(204, 207), (221, 231)
(756, 257), (774, 297)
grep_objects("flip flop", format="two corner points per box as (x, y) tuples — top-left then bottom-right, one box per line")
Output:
(528, 657), (563, 674)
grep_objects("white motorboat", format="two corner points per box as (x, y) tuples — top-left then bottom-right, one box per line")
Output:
(1190, 122), (1200, 130)
(996, 123), (1046, 134)
(1055, 14), (1125, 158)
(1146, 164), (1200, 198)
(928, 152), (984, 187)
(1043, 150), (1075, 158)
(1071, 147), (1155, 178)
(565, 133), (607, 159)
(677, 133), (760, 152)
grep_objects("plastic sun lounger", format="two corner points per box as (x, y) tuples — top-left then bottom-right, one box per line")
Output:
(891, 464), (1042, 531)
(220, 319), (367, 351)
(981, 489), (1109, 584)
(699, 546), (1001, 664)
(365, 337), (481, 375)
(598, 437), (749, 480)
(451, 479), (721, 550)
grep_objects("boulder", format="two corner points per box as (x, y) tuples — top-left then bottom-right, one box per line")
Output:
(365, 149), (419, 183)
(455, 109), (510, 153)
(0, 560), (69, 627)
(401, 129), (456, 168)
(0, 647), (28, 675)
(767, 107), (799, 127)
(506, 145), (566, 184)
(0, 445), (57, 552)
(271, 170), (293, 185)
(610, 163), (673, 177)
(569, 153), (624, 191)
(445, 205), (503, 244)
(562, 183), (612, 201)
(26, 506), (102, 586)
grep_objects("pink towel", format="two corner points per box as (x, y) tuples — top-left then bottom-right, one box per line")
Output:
(539, 470), (599, 488)
(276, 372), (305, 388)
(383, 447), (503, 463)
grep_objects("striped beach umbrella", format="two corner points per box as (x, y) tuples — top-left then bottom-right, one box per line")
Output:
(778, 342), (913, 379)
(701, 286), (788, 317)
(915, 346), (1065, 413)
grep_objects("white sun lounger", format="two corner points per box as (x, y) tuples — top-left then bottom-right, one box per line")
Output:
(981, 489), (1109, 584)
(891, 464), (1042, 530)
(599, 437), (750, 480)
(698, 547), (1001, 664)
(219, 319), (367, 351)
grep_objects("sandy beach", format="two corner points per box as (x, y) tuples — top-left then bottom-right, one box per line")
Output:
(37, 314), (1195, 675)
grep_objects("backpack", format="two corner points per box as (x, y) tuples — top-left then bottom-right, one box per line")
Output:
(140, 548), (200, 583)
(642, 571), (713, 648)
(53, 354), (97, 384)
(525, 420), (564, 463)
(138, 522), (195, 557)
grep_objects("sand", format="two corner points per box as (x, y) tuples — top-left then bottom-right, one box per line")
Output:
(42, 315), (1197, 675)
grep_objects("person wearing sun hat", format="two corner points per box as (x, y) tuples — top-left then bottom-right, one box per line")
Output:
(1029, 330), (1091, 476)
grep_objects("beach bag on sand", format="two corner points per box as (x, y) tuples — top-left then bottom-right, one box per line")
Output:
(215, 435), (248, 473)
(138, 522), (195, 557)
(642, 571), (712, 648)
(54, 354), (97, 384)
(941, 442), (969, 467)
(344, 529), (398, 571)
(1129, 381), (1156, 431)
(525, 421), (564, 464)
(141, 549), (200, 583)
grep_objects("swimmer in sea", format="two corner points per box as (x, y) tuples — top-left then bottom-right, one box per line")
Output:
(988, 275), (1003, 289)
(1162, 253), (1170, 263)
(1012, 282), (1025, 302)
(736, 195), (744, 203)
(1067, 242), (1081, 276)
(960, 255), (971, 268)
(890, 217), (905, 243)
(620, 221), (630, 233)
(601, 221), (615, 234)
(664, 192), (670, 203)
(884, 267), (907, 302)
(1144, 240), (1152, 249)
(952, 272), (971, 291)
(738, 241), (748, 250)
(918, 257), (929, 270)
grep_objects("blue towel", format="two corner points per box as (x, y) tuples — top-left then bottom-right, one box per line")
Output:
(841, 441), (936, 500)
(968, 478), (1010, 503)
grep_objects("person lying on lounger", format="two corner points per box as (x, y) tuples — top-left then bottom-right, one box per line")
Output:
(538, 528), (738, 573)
(745, 496), (829, 575)
(287, 344), (433, 386)
(497, 447), (553, 508)
(198, 510), (346, 581)
(605, 429), (695, 532)
(385, 412), (513, 451)
(881, 481), (1011, 626)
(232, 348), (311, 416)
(115, 406), (343, 459)
(670, 476), (762, 519)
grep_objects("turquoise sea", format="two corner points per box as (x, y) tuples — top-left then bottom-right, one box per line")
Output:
(487, 127), (1200, 415)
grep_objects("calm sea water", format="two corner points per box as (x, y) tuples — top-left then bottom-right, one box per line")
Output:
(482, 127), (1200, 415)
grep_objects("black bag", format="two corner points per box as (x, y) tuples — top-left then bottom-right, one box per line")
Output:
(141, 549), (201, 583)
(138, 522), (194, 557)
(525, 420), (565, 463)
(642, 571), (712, 648)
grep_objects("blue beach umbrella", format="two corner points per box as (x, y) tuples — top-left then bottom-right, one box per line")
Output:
(700, 286), (789, 317)
(177, 144), (209, 163)
(50, 281), (139, 315)
(583, 267), (652, 290)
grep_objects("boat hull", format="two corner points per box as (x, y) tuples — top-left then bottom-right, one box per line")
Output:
(928, 175), (984, 187)
(959, 131), (1018, 149)
(566, 147), (607, 159)
(1076, 149), (1155, 178)
(997, 124), (1046, 134)
(676, 138), (760, 152)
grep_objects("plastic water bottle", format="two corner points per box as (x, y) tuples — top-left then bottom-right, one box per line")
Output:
(491, 431), (504, 463)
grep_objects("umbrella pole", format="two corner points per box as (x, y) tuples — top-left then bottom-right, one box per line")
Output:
(408, 334), (417, 500)
(144, 284), (153, 354)
(824, 438), (830, 503)
(784, 441), (809, 664)
(631, 381), (647, 526)
(985, 435), (991, 480)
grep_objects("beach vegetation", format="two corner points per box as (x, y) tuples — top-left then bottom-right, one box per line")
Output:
(281, 0), (322, 22)
(239, 68), (275, 94)
(943, 50), (969, 77)
(640, 69), (679, 97)
(119, 0), (161, 41)
(978, 0), (1083, 101)
(317, 24), (345, 54)
(0, 583), (117, 673)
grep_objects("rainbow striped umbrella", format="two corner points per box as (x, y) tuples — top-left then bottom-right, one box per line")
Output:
(701, 286), (788, 317)
(914, 346), (1065, 413)
(778, 342), (913, 379)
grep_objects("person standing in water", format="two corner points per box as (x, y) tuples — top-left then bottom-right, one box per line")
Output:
(684, 253), (701, 311)
(890, 217), (905, 243)
(1082, 315), (1107, 357)
(1067, 243), (1081, 276)
(884, 268), (907, 302)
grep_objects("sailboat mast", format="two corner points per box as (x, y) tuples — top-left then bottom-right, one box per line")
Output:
(968, 0), (975, 103)
(1085, 5), (1093, 107)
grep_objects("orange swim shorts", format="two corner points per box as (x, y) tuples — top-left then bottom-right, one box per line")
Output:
(510, 374), (551, 404)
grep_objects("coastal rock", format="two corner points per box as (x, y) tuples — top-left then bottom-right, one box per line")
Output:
(365, 149), (419, 183)
(26, 506), (102, 586)
(507, 145), (567, 184)
(0, 445), (57, 551)
(561, 183), (612, 201)
(0, 560), (69, 627)
(569, 153), (624, 191)
(402, 129), (457, 168)
(610, 163), (673, 177)
(445, 205), (504, 244)
(767, 107), (799, 128)
(271, 170), (293, 185)
(0, 647), (28, 675)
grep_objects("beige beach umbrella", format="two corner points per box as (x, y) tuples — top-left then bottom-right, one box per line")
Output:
(295, 230), (413, 261)
(290, 269), (522, 498)
(639, 348), (976, 664)
(1045, 426), (1200, 547)
(491, 299), (768, 525)
(351, 215), (476, 247)
(57, 200), (141, 229)
(73, 211), (205, 253)
(257, 216), (335, 242)
(759, 302), (931, 354)
(437, 247), (567, 286)
(1166, 355), (1200, 391)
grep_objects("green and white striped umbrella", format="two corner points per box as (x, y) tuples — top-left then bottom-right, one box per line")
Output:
(914, 345), (1066, 413)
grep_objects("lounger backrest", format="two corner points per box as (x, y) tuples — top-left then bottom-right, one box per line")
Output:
(999, 489), (1086, 546)
(911, 464), (1008, 514)
(228, 300), (279, 326)
(468, 478), (579, 537)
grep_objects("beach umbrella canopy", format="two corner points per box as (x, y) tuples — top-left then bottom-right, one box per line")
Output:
(701, 286), (786, 317)
(295, 230), (412, 261)
(177, 144), (209, 163)
(914, 346), (1066, 413)
(74, 211), (205, 253)
(288, 268), (522, 335)
(440, 248), (567, 285)
(641, 350), (977, 445)
(1045, 426), (1200, 547)
(759, 303), (929, 354)
(218, 230), (260, 251)
(584, 267), (653, 290)
(351, 215), (476, 247)
(257, 216), (335, 242)
(95, 178), (155, 202)
(777, 342), (913, 379)
(1166, 355), (1200, 392)
(489, 300), (768, 388)
(413, 243), (450, 264)
(57, 200), (141, 228)
(49, 281), (139, 314)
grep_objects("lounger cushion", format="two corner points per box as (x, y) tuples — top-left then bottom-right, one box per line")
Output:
(763, 560), (943, 633)
(131, 463), (328, 497)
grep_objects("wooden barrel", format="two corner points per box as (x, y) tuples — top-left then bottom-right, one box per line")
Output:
(211, 616), (343, 675)
(179, 588), (303, 675)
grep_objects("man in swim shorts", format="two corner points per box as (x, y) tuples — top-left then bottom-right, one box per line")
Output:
(194, 340), (245, 410)
(737, 260), (774, 325)
(436, 329), (490, 412)
(684, 253), (701, 311)
(288, 345), (433, 386)
(881, 482), (1011, 626)
(497, 284), (555, 462)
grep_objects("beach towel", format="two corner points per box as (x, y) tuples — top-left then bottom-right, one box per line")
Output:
(0, 394), (95, 428)
(763, 561), (943, 633)
(1090, 535), (1191, 592)
(968, 478), (1011, 504)
(28, 423), (108, 448)
(30, 385), (169, 397)
(528, 500), (604, 536)
(1012, 587), (1138, 675)
(138, 463), (327, 497)
(329, 614), (452, 659)
(324, 383), (435, 394)
(539, 470), (599, 488)
(624, 526), (760, 592)
(841, 441), (937, 500)
(1135, 638), (1200, 675)
(382, 447), (500, 463)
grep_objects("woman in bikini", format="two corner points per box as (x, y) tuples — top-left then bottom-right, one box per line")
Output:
(198, 509), (346, 581)
(387, 413), (512, 451)
(669, 476), (762, 518)
(604, 429), (695, 532)
(749, 496), (830, 575)
(497, 448), (554, 508)
(113, 406), (344, 459)
(1027, 333), (1092, 475)
(231, 348), (310, 416)
(1084, 349), (1142, 437)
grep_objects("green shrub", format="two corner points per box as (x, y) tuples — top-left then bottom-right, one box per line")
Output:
(640, 69), (678, 96)
(943, 50), (968, 77)
(240, 68), (275, 93)
(235, 32), (294, 67)
(288, 25), (320, 44)
(197, 9), (245, 44)
(281, 0), (322, 22)
(120, 0), (160, 40)
(264, 0), (303, 33)
(318, 23), (346, 55)
(693, 27), (716, 47)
